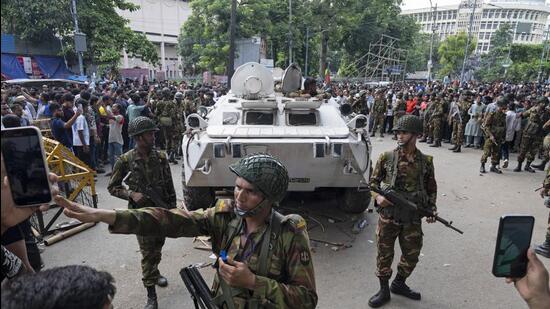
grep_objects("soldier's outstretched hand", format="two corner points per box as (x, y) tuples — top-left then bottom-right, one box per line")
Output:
(56, 195), (115, 225)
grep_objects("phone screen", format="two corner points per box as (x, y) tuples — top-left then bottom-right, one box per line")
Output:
(492, 216), (534, 277)
(1, 127), (52, 206)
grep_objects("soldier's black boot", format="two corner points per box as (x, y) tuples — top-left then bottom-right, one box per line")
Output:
(513, 161), (523, 172)
(157, 275), (168, 287)
(452, 145), (461, 153)
(390, 274), (421, 300)
(145, 286), (158, 309)
(531, 159), (548, 171)
(535, 239), (550, 258)
(480, 163), (486, 173)
(429, 140), (441, 147)
(426, 138), (433, 145)
(524, 161), (535, 173)
(449, 144), (457, 151)
(368, 278), (391, 308)
(418, 137), (427, 143)
(490, 164), (502, 174)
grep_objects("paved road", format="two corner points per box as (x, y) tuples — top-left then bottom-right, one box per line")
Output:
(42, 136), (549, 309)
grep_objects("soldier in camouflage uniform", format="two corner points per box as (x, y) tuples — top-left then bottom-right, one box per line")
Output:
(514, 96), (549, 173)
(392, 92), (407, 140)
(61, 153), (317, 309)
(107, 116), (177, 309)
(535, 164), (550, 258)
(428, 93), (445, 148)
(479, 99), (507, 174)
(419, 95), (434, 143)
(371, 91), (388, 138)
(368, 115), (438, 308)
(172, 92), (184, 161)
(155, 88), (178, 163)
(448, 91), (473, 153)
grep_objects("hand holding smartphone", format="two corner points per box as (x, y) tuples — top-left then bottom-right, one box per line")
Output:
(492, 215), (535, 278)
(1, 127), (53, 207)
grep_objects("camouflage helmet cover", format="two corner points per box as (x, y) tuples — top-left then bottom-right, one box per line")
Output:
(229, 153), (289, 203)
(537, 96), (549, 105)
(128, 116), (159, 137)
(175, 91), (184, 99)
(393, 115), (423, 134)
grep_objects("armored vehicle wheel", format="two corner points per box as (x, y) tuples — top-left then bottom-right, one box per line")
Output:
(182, 168), (215, 210)
(339, 188), (371, 213)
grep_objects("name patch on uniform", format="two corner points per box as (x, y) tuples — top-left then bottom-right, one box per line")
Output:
(299, 251), (310, 265)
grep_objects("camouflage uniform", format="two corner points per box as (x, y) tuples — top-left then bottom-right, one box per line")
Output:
(155, 99), (178, 158)
(517, 105), (547, 165)
(430, 98), (445, 145)
(107, 199), (318, 308)
(371, 96), (388, 137)
(108, 148), (177, 288)
(370, 148), (437, 280)
(481, 109), (506, 166)
(393, 97), (407, 127)
(450, 98), (470, 147)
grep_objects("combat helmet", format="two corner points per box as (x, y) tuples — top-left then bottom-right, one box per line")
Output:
(229, 153), (289, 203)
(128, 116), (159, 137)
(537, 96), (549, 105)
(175, 91), (184, 99)
(393, 115), (423, 134)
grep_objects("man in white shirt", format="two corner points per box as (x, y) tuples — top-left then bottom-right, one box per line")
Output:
(106, 104), (124, 175)
(72, 99), (91, 167)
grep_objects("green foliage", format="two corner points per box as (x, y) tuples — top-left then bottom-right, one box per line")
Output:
(476, 23), (547, 82)
(178, 0), (418, 77)
(406, 32), (440, 73)
(437, 32), (476, 78)
(1, 0), (158, 72)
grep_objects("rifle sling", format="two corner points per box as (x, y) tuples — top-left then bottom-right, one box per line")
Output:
(214, 210), (284, 309)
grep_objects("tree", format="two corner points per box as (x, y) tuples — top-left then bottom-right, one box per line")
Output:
(178, 0), (418, 77)
(406, 32), (440, 73)
(1, 0), (159, 74)
(437, 32), (476, 78)
(475, 23), (512, 82)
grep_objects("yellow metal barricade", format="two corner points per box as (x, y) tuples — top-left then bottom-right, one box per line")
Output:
(31, 137), (97, 245)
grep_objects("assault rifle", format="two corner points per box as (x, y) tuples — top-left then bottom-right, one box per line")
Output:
(371, 187), (464, 234)
(180, 264), (217, 309)
(123, 172), (171, 209)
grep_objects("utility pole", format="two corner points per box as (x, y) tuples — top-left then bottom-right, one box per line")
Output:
(428, 1), (437, 83)
(538, 26), (549, 83)
(460, 0), (477, 84)
(70, 0), (84, 76)
(305, 27), (309, 76)
(288, 0), (293, 66)
(228, 0), (237, 88)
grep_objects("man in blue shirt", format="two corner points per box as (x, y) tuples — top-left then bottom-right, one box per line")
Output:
(49, 103), (80, 150)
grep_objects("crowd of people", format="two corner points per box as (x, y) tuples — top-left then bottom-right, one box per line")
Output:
(327, 80), (549, 174)
(1, 76), (550, 309)
(0, 79), (226, 176)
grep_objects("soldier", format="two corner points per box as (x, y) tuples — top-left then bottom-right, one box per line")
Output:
(59, 153), (318, 309)
(448, 91), (472, 153)
(419, 94), (434, 143)
(155, 88), (178, 163)
(429, 93), (445, 148)
(172, 92), (184, 161)
(107, 117), (177, 309)
(479, 99), (507, 174)
(535, 168), (550, 258)
(368, 115), (438, 308)
(514, 96), (549, 173)
(371, 91), (388, 138)
(392, 92), (407, 140)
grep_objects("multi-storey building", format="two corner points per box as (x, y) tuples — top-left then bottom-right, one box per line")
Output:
(117, 0), (192, 80)
(401, 0), (550, 54)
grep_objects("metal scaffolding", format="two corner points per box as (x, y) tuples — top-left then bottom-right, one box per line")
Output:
(342, 34), (408, 82)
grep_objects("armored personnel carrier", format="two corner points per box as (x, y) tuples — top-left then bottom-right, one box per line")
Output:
(182, 62), (372, 213)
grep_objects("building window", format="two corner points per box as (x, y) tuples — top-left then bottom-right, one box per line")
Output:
(488, 10), (494, 18)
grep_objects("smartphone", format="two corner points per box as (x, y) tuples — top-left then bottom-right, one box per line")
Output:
(1, 127), (53, 207)
(492, 215), (535, 278)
